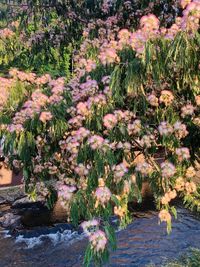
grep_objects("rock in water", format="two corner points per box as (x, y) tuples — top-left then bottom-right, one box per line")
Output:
(0, 213), (21, 228)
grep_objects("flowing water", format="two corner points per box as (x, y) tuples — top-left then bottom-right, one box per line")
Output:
(1, 207), (200, 267)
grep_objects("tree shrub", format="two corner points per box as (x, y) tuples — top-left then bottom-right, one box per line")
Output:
(0, 0), (200, 266)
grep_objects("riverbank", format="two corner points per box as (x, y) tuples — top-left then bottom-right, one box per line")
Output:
(1, 207), (200, 267)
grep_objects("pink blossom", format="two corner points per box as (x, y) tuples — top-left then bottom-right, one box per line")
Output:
(161, 162), (176, 178)
(147, 94), (159, 107)
(51, 85), (65, 95)
(183, 2), (200, 18)
(81, 219), (99, 235)
(49, 94), (63, 104)
(101, 76), (110, 85)
(118, 29), (131, 46)
(128, 120), (142, 135)
(130, 30), (147, 54)
(95, 186), (111, 205)
(7, 124), (24, 133)
(180, 0), (192, 9)
(140, 134), (155, 148)
(158, 122), (173, 136)
(175, 147), (190, 161)
(88, 135), (105, 150)
(112, 162), (128, 183)
(195, 95), (200, 106)
(89, 230), (107, 252)
(140, 14), (160, 30)
(159, 210), (171, 222)
(31, 90), (49, 106)
(74, 163), (90, 176)
(159, 90), (174, 106)
(39, 112), (53, 123)
(136, 162), (153, 176)
(57, 184), (76, 208)
(0, 28), (14, 38)
(34, 164), (44, 173)
(181, 104), (195, 117)
(103, 114), (118, 130)
(173, 121), (188, 139)
(99, 47), (120, 65)
(36, 74), (51, 85)
(68, 115), (84, 128)
(185, 181), (197, 194)
(104, 86), (112, 97)
(77, 102), (89, 116)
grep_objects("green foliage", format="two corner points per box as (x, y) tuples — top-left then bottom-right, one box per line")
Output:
(183, 188), (200, 213)
(84, 244), (110, 267)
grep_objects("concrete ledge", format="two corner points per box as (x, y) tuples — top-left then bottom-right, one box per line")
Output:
(0, 184), (24, 191)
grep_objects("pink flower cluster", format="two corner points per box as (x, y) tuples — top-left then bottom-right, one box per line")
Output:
(59, 127), (90, 169)
(99, 47), (120, 65)
(158, 122), (174, 136)
(95, 186), (111, 206)
(103, 110), (135, 131)
(161, 190), (177, 205)
(175, 176), (197, 194)
(135, 161), (153, 176)
(81, 220), (107, 252)
(128, 119), (142, 135)
(9, 89), (49, 131)
(159, 209), (172, 223)
(39, 111), (53, 123)
(140, 134), (155, 148)
(81, 219), (99, 235)
(161, 162), (176, 178)
(70, 78), (99, 102)
(103, 113), (118, 130)
(79, 58), (97, 73)
(74, 163), (90, 177)
(49, 77), (66, 104)
(147, 94), (159, 107)
(118, 29), (131, 46)
(173, 121), (188, 139)
(0, 77), (13, 112)
(147, 90), (174, 107)
(9, 69), (36, 83)
(89, 230), (107, 252)
(6, 73), (67, 132)
(175, 147), (190, 161)
(159, 90), (174, 106)
(140, 14), (160, 31)
(181, 104), (195, 117)
(0, 28), (14, 39)
(112, 162), (129, 183)
(101, 0), (114, 13)
(181, 0), (192, 9)
(76, 93), (107, 117)
(98, 2), (200, 62)
(88, 135), (106, 150)
(57, 183), (77, 208)
(167, 1), (200, 37)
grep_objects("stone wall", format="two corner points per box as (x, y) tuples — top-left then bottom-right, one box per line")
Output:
(0, 163), (22, 187)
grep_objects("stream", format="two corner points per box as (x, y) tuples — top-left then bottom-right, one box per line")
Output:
(1, 207), (200, 267)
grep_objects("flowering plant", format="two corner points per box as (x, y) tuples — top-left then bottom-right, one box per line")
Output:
(0, 0), (200, 266)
